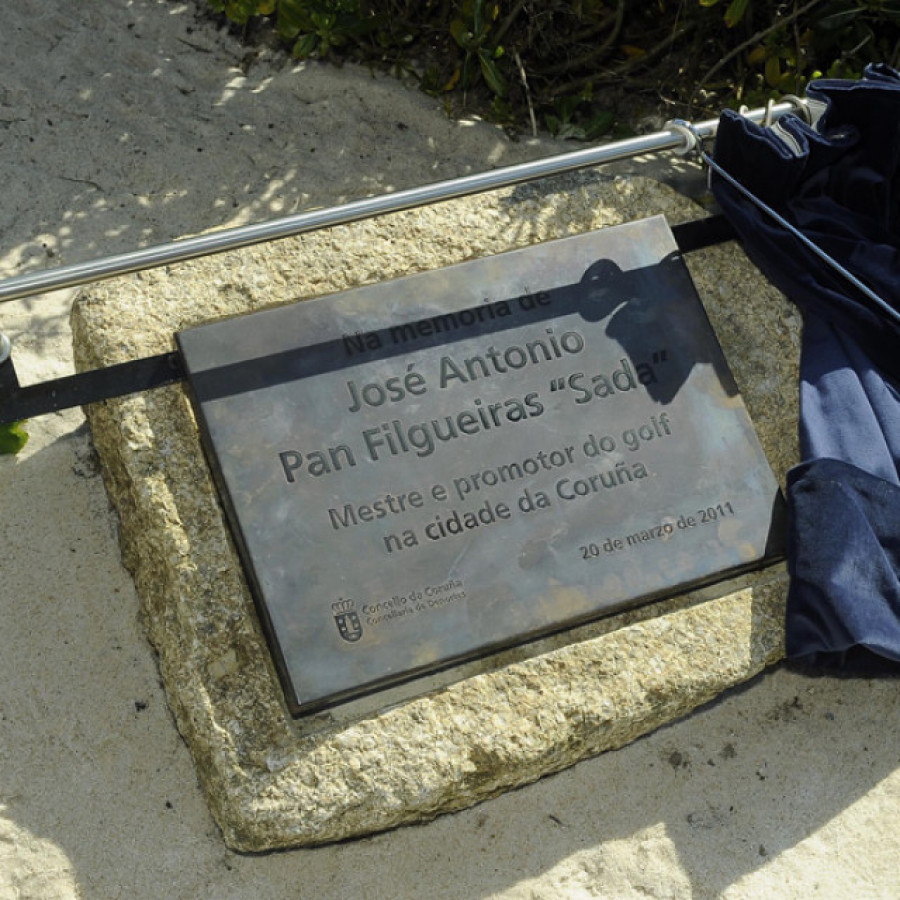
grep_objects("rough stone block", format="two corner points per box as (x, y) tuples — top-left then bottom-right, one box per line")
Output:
(71, 173), (800, 850)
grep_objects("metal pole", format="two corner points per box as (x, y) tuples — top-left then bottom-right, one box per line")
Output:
(0, 102), (801, 304)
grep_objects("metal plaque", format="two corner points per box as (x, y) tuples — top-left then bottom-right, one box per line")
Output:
(177, 216), (784, 716)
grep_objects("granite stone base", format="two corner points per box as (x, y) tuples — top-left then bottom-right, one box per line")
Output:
(71, 173), (800, 850)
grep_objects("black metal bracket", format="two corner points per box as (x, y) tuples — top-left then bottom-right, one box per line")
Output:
(0, 351), (184, 426)
(0, 215), (735, 427)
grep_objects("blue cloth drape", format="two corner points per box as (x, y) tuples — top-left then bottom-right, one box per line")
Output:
(710, 64), (900, 670)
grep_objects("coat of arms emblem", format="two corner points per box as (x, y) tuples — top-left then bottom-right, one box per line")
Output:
(332, 598), (363, 643)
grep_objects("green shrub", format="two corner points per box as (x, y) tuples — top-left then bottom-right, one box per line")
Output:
(204, 0), (900, 135)
(0, 421), (28, 455)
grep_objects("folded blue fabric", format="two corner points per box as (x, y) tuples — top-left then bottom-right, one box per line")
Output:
(787, 458), (900, 670)
(710, 64), (900, 670)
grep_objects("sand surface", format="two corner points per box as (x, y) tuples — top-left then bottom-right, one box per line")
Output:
(2, 2), (900, 897)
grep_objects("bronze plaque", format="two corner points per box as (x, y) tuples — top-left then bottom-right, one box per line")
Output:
(177, 216), (783, 716)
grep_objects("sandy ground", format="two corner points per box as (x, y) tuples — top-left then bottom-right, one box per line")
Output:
(2, 1), (900, 897)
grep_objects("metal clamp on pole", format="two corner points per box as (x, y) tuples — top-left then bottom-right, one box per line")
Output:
(665, 119), (705, 159)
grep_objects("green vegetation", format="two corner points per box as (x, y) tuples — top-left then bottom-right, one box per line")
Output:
(205, 0), (900, 136)
(0, 421), (28, 455)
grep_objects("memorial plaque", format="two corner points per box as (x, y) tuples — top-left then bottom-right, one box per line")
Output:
(177, 216), (784, 716)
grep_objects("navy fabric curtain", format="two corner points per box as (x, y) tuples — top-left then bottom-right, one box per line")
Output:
(710, 64), (900, 671)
